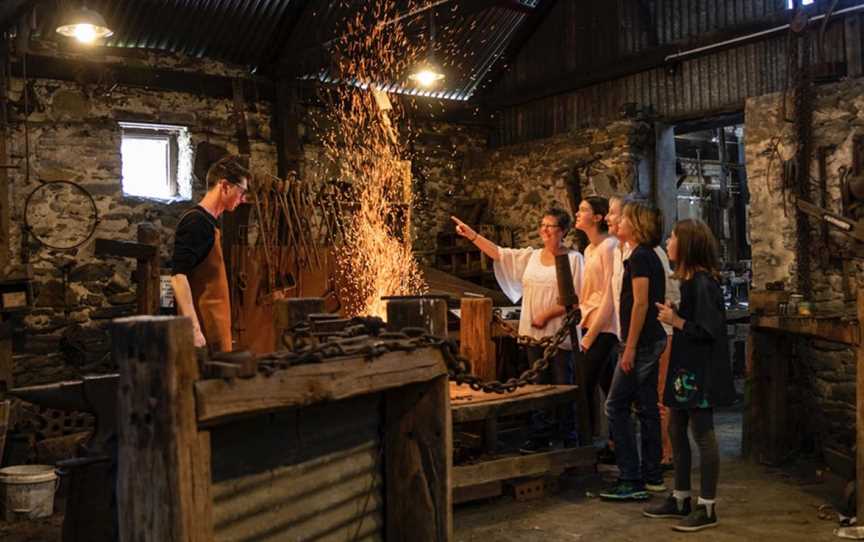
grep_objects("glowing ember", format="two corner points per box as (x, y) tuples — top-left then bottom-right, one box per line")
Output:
(319, 0), (429, 318)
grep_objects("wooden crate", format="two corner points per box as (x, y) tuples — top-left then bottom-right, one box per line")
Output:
(111, 316), (452, 542)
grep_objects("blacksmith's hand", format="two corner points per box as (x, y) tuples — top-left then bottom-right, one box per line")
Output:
(193, 327), (207, 348)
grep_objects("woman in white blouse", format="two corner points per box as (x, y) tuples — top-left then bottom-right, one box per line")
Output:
(451, 208), (584, 450)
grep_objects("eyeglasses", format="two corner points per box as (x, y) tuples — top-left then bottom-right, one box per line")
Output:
(539, 223), (560, 230)
(226, 179), (248, 196)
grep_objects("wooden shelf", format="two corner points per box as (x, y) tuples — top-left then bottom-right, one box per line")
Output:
(751, 314), (860, 346)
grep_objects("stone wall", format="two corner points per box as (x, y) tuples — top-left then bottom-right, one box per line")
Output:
(3, 48), (277, 386)
(744, 79), (864, 468)
(457, 121), (652, 248)
(409, 120), (490, 257)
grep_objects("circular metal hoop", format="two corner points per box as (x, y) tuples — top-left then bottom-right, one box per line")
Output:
(23, 180), (99, 250)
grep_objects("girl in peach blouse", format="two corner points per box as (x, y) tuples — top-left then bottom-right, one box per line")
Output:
(574, 196), (619, 440)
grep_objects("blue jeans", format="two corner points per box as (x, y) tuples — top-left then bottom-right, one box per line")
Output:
(604, 338), (666, 483)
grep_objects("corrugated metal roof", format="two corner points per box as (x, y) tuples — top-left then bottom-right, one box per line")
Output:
(60, 0), (306, 67)
(37, 0), (544, 101)
(309, 3), (528, 101)
(492, 18), (849, 146)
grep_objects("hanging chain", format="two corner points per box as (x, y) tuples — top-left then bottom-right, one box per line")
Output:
(265, 310), (580, 394)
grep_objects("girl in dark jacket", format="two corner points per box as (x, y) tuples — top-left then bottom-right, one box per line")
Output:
(642, 219), (735, 532)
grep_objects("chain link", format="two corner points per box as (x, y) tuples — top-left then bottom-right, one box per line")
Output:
(265, 311), (580, 394)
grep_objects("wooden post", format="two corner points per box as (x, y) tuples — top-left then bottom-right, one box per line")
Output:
(385, 374), (452, 541)
(0, 318), (11, 392)
(112, 316), (213, 542)
(0, 400), (8, 468)
(273, 297), (325, 349)
(459, 298), (496, 381)
(846, 14), (863, 79)
(386, 297), (449, 339)
(0, 40), (8, 276)
(136, 223), (161, 315)
(857, 291), (864, 516)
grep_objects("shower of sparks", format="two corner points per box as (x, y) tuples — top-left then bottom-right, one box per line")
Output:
(319, 0), (430, 319)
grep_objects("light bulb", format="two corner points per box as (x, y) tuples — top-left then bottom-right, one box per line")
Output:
(409, 68), (445, 88)
(73, 24), (98, 44)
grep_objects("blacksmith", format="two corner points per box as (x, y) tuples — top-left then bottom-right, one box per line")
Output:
(171, 154), (249, 352)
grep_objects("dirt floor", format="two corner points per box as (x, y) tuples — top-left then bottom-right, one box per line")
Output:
(0, 407), (852, 541)
(454, 407), (851, 542)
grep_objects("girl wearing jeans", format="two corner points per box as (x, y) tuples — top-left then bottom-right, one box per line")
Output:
(643, 219), (735, 531)
(600, 200), (666, 501)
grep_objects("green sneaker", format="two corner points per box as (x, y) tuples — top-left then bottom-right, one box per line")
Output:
(644, 478), (667, 493)
(643, 495), (691, 519)
(599, 480), (650, 501)
(673, 504), (718, 532)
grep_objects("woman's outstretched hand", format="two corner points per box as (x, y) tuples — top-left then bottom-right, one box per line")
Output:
(451, 216), (477, 241)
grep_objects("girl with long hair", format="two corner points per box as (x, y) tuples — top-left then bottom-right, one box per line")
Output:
(643, 219), (735, 531)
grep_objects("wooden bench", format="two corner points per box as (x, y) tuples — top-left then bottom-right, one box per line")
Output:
(450, 383), (596, 503)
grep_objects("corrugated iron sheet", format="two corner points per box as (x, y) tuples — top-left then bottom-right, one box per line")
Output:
(40, 0), (540, 101)
(494, 0), (793, 99)
(493, 3), (851, 146)
(310, 4), (526, 101)
(62, 0), (305, 67)
(211, 395), (384, 541)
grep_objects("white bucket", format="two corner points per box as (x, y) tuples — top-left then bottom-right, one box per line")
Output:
(0, 465), (59, 521)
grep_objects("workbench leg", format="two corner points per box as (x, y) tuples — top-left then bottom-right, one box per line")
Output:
(483, 417), (498, 454)
(766, 335), (789, 465)
(573, 358), (593, 447)
(385, 374), (452, 542)
(748, 329), (787, 464)
(112, 316), (213, 542)
(857, 292), (864, 517)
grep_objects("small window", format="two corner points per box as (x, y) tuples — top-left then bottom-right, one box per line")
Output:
(787, 0), (814, 8)
(120, 122), (192, 202)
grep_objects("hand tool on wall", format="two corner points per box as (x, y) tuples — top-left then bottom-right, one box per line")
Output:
(794, 198), (864, 243)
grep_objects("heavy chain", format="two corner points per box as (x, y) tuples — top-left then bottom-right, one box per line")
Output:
(267, 311), (580, 394)
(449, 309), (580, 393)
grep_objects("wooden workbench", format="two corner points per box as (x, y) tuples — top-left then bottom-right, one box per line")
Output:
(748, 300), (864, 517)
(111, 316), (452, 542)
(450, 383), (595, 497)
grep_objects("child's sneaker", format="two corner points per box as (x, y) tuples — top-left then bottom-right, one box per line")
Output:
(643, 495), (691, 518)
(673, 504), (718, 531)
(645, 478), (666, 492)
(599, 480), (650, 501)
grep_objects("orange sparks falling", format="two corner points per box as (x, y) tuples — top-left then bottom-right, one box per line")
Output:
(319, 0), (428, 319)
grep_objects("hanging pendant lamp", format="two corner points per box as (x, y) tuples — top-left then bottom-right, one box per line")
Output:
(56, 4), (113, 44)
(409, 11), (445, 87)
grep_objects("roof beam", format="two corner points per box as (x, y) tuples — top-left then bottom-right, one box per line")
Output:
(9, 53), (276, 102)
(0, 0), (39, 33)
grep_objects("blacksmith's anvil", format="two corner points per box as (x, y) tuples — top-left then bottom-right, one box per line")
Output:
(8, 374), (119, 542)
(8, 373), (118, 457)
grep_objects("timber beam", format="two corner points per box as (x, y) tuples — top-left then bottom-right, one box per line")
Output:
(0, 0), (39, 33)
(9, 53), (275, 102)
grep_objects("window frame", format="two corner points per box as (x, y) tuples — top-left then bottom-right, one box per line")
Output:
(118, 121), (188, 201)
